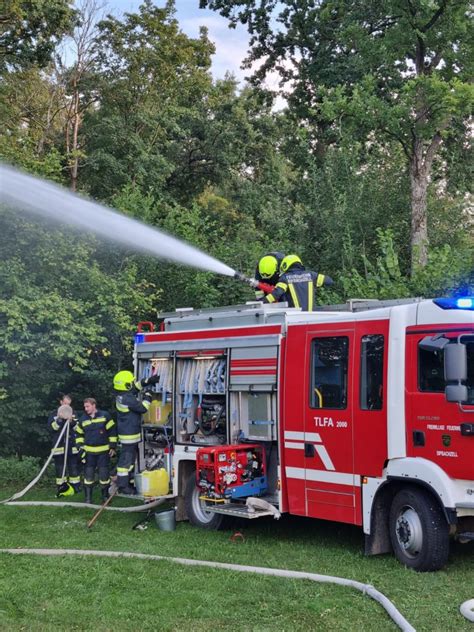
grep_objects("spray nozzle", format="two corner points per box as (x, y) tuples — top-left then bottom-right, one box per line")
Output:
(234, 271), (275, 295)
(234, 271), (259, 288)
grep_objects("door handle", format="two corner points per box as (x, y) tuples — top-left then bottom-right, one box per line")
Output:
(304, 443), (315, 457)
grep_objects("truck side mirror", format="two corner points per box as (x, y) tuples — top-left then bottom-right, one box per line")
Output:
(444, 343), (467, 382)
(445, 384), (468, 403)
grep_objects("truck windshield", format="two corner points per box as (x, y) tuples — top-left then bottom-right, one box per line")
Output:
(419, 335), (474, 404)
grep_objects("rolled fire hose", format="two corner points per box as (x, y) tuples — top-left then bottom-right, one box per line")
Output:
(0, 547), (415, 632)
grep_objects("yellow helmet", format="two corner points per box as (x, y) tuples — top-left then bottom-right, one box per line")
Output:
(258, 255), (279, 279)
(113, 370), (135, 391)
(280, 254), (302, 273)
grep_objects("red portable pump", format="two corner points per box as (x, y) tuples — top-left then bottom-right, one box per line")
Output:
(196, 444), (268, 501)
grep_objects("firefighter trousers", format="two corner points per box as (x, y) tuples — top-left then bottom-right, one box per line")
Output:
(53, 452), (81, 489)
(117, 443), (138, 489)
(84, 451), (110, 489)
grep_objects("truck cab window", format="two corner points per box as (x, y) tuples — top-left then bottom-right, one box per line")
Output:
(464, 337), (474, 405)
(360, 334), (384, 410)
(311, 337), (348, 409)
(419, 347), (445, 392)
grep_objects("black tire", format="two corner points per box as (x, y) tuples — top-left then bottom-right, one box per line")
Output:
(389, 487), (450, 572)
(184, 471), (227, 530)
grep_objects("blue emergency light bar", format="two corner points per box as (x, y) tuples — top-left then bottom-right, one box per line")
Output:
(134, 333), (145, 344)
(433, 297), (474, 310)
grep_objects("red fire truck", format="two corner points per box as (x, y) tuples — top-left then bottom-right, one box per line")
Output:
(134, 297), (474, 571)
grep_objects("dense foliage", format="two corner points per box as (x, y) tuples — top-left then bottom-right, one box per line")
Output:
(0, 0), (472, 457)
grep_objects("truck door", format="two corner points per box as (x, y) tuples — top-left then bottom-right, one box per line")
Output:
(303, 328), (358, 525)
(406, 329), (474, 481)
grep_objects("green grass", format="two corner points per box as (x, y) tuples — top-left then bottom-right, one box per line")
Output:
(0, 487), (473, 631)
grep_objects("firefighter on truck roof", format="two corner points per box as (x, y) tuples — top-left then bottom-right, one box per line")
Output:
(113, 370), (160, 495)
(254, 251), (285, 299)
(263, 254), (334, 311)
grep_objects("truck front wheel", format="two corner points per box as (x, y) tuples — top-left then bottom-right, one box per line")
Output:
(184, 472), (226, 530)
(389, 487), (449, 572)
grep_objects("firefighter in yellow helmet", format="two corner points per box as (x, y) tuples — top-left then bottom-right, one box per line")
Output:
(263, 254), (334, 311)
(113, 370), (159, 494)
(254, 252), (285, 299)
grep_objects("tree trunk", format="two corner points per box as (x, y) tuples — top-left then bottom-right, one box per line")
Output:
(409, 144), (429, 273)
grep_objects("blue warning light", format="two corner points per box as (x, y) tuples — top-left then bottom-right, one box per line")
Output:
(134, 333), (145, 344)
(433, 297), (474, 310)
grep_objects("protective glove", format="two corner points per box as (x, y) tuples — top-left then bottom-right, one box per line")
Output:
(141, 374), (160, 387)
(143, 391), (153, 403)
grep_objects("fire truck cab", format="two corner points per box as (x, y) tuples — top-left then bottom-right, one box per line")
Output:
(134, 297), (474, 571)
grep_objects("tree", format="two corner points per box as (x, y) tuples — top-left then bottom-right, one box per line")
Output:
(81, 0), (216, 199)
(0, 0), (76, 72)
(0, 208), (160, 457)
(201, 0), (473, 272)
(58, 0), (105, 191)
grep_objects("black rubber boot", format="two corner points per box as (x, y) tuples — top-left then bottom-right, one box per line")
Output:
(101, 486), (109, 502)
(84, 486), (93, 504)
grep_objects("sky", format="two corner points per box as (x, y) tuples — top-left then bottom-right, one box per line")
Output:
(105, 0), (253, 84)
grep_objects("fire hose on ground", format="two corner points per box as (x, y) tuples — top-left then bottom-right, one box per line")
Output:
(0, 547), (416, 631)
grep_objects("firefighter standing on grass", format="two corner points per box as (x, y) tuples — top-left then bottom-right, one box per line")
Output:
(75, 398), (117, 503)
(113, 371), (160, 495)
(47, 394), (81, 496)
(263, 254), (334, 311)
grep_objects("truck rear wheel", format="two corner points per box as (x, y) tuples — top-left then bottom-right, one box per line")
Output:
(184, 472), (226, 530)
(389, 487), (449, 572)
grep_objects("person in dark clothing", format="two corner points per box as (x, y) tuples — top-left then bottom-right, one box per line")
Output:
(113, 370), (160, 495)
(254, 251), (285, 300)
(47, 394), (81, 496)
(75, 398), (117, 503)
(263, 254), (334, 311)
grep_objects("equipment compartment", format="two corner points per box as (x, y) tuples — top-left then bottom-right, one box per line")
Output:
(175, 351), (228, 445)
(137, 354), (174, 481)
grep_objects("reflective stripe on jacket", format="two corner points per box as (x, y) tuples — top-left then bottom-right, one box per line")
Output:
(75, 410), (116, 452)
(263, 263), (333, 311)
(47, 410), (79, 452)
(115, 390), (150, 444)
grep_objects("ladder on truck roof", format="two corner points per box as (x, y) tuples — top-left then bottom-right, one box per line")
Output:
(157, 297), (424, 320)
(315, 297), (424, 312)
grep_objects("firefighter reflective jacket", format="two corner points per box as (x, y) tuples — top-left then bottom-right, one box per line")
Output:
(263, 263), (334, 311)
(75, 410), (117, 453)
(115, 389), (151, 445)
(48, 410), (79, 456)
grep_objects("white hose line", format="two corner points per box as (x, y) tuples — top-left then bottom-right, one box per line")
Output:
(0, 547), (415, 632)
(460, 599), (474, 622)
(0, 421), (70, 505)
(4, 498), (166, 512)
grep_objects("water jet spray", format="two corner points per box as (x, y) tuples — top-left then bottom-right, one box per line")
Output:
(0, 164), (276, 297)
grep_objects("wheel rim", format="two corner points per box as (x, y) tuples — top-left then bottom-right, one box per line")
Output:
(191, 486), (216, 524)
(395, 505), (423, 558)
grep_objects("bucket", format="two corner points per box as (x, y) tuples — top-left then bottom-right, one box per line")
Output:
(154, 508), (176, 532)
